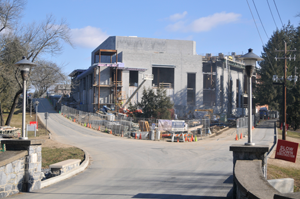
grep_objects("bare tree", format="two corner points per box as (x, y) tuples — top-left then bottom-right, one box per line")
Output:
(30, 60), (65, 97)
(3, 14), (73, 125)
(0, 0), (25, 32)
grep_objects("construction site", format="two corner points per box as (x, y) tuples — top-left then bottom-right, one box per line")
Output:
(65, 36), (259, 141)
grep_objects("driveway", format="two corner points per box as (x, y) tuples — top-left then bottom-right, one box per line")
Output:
(10, 98), (276, 199)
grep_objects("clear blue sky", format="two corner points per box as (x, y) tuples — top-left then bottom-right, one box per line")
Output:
(21, 0), (300, 76)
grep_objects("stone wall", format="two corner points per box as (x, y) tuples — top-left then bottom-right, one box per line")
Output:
(0, 140), (43, 198)
(0, 151), (27, 198)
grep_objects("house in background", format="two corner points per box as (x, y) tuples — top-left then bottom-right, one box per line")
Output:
(54, 84), (71, 96)
(69, 36), (253, 117)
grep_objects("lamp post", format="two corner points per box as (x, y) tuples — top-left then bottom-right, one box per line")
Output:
(240, 49), (263, 146)
(35, 101), (39, 130)
(15, 57), (36, 139)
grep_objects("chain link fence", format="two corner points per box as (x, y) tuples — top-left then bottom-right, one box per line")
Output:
(61, 105), (217, 141)
(236, 115), (256, 138)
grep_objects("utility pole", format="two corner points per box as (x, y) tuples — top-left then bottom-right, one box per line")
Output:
(273, 41), (296, 140)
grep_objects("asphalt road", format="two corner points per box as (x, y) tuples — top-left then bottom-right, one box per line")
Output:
(10, 98), (276, 199)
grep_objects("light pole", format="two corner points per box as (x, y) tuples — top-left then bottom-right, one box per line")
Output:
(15, 57), (36, 139)
(240, 49), (263, 146)
(35, 101), (39, 130)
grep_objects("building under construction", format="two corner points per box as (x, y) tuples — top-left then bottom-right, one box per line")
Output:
(69, 36), (252, 117)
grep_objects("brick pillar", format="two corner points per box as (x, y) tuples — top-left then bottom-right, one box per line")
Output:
(229, 145), (269, 199)
(1, 140), (43, 192)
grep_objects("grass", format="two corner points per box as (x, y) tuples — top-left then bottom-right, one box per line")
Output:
(2, 108), (48, 138)
(269, 129), (300, 192)
(268, 164), (300, 192)
(42, 147), (85, 169)
(277, 128), (300, 139)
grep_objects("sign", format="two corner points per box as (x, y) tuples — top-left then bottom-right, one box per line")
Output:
(45, 112), (49, 119)
(98, 63), (124, 68)
(27, 124), (36, 131)
(158, 120), (185, 132)
(171, 121), (185, 131)
(30, 121), (38, 129)
(275, 139), (299, 163)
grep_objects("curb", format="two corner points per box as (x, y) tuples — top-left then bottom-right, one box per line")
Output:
(41, 149), (90, 188)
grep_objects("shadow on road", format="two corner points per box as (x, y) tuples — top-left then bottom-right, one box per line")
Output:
(132, 193), (227, 198)
(255, 120), (277, 129)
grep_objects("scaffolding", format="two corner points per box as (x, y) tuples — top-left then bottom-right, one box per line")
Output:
(92, 49), (124, 112)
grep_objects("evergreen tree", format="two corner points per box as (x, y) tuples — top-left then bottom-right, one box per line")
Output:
(255, 22), (300, 129)
(138, 87), (174, 119)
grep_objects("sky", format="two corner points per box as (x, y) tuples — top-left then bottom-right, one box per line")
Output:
(20, 0), (300, 76)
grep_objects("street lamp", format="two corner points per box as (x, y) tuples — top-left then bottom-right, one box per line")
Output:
(240, 49), (263, 146)
(15, 56), (36, 139)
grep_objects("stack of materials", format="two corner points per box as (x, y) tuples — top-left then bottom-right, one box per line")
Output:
(138, 120), (150, 132)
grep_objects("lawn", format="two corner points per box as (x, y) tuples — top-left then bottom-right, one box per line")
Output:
(268, 129), (300, 192)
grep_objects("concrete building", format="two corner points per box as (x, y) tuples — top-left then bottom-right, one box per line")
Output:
(69, 36), (251, 117)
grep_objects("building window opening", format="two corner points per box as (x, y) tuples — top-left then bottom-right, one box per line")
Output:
(236, 79), (239, 108)
(129, 71), (138, 86)
(220, 75), (223, 106)
(203, 62), (216, 106)
(187, 73), (196, 105)
(152, 67), (174, 88)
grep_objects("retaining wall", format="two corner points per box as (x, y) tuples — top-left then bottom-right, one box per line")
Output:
(0, 140), (43, 198)
(234, 160), (300, 199)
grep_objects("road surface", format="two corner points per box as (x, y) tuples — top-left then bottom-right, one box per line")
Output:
(10, 98), (276, 199)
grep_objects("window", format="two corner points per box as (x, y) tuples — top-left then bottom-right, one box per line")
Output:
(152, 67), (174, 88)
(90, 74), (93, 88)
(203, 62), (216, 106)
(187, 73), (196, 105)
(220, 75), (223, 106)
(129, 71), (138, 86)
(203, 74), (216, 89)
(82, 78), (86, 90)
(236, 79), (239, 107)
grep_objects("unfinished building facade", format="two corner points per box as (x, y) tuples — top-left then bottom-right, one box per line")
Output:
(69, 36), (251, 117)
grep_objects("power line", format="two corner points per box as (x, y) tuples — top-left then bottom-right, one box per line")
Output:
(246, 0), (276, 74)
(252, 0), (269, 38)
(266, 0), (278, 29)
(273, 0), (284, 27)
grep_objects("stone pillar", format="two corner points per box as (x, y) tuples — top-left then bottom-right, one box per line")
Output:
(1, 140), (43, 192)
(229, 145), (269, 199)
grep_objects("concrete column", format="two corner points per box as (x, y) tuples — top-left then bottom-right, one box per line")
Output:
(230, 145), (269, 199)
(1, 140), (43, 192)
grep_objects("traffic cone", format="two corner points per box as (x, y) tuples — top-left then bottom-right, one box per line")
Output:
(139, 133), (142, 139)
(74, 119), (76, 122)
(252, 126), (254, 130)
(191, 134), (194, 142)
(98, 126), (100, 131)
(240, 133), (243, 139)
(110, 130), (112, 134)
(177, 138), (179, 143)
(135, 133), (137, 139)
(235, 134), (239, 141)
(89, 124), (91, 128)
(185, 136), (187, 142)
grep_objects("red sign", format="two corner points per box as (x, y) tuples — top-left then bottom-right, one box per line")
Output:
(30, 121), (38, 129)
(275, 139), (298, 163)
